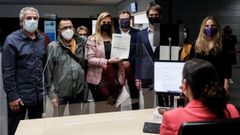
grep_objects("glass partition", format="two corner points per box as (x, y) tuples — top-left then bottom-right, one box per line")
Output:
(0, 47), (8, 135)
(42, 42), (160, 118)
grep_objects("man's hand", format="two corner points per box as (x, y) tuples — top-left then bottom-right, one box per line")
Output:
(123, 61), (130, 68)
(135, 79), (142, 90)
(9, 98), (24, 112)
(50, 97), (58, 107)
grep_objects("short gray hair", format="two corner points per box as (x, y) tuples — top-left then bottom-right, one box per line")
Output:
(19, 7), (39, 22)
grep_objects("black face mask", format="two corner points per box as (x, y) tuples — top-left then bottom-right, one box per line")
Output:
(148, 17), (160, 25)
(101, 24), (112, 33)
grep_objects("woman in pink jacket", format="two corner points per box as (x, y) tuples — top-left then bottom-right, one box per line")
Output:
(86, 12), (125, 113)
(160, 58), (239, 135)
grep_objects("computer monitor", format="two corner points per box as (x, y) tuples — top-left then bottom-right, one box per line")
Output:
(129, 2), (137, 13)
(154, 61), (184, 95)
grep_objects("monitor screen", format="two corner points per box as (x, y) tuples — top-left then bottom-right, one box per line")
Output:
(130, 2), (137, 13)
(154, 61), (184, 94)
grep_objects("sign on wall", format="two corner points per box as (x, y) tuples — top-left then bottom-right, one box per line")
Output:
(44, 21), (56, 42)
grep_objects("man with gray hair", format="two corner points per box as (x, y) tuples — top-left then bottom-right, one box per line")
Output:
(2, 7), (45, 135)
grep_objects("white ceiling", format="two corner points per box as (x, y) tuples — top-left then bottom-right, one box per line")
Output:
(0, 0), (124, 5)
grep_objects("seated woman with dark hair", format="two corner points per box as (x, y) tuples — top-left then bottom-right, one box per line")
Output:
(160, 58), (239, 135)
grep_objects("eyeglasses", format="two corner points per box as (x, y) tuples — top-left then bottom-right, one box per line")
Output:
(60, 26), (73, 31)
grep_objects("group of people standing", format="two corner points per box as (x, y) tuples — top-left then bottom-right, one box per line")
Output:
(1, 2), (239, 135)
(1, 6), (141, 135)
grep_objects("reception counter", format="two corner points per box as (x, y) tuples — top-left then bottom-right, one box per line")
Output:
(15, 108), (161, 135)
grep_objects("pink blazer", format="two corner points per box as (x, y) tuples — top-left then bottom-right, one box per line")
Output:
(160, 99), (239, 135)
(86, 35), (125, 85)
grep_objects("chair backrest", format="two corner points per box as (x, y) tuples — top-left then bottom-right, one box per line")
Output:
(178, 117), (240, 135)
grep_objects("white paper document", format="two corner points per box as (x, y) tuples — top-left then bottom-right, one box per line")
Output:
(159, 46), (180, 60)
(116, 86), (130, 107)
(111, 33), (131, 59)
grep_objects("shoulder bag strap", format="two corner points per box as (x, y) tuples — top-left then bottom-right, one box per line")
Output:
(57, 40), (83, 66)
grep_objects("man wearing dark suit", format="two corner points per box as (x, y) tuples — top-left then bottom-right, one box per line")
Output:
(115, 10), (140, 110)
(135, 3), (167, 108)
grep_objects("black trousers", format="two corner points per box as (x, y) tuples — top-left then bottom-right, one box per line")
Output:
(8, 103), (43, 135)
(126, 68), (139, 110)
(127, 70), (139, 99)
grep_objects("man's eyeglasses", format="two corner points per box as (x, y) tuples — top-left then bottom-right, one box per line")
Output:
(60, 26), (73, 31)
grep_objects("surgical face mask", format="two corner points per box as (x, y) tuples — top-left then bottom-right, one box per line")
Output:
(23, 19), (38, 33)
(119, 19), (130, 29)
(79, 35), (87, 40)
(184, 32), (187, 40)
(101, 24), (112, 33)
(61, 28), (74, 40)
(148, 17), (160, 25)
(204, 27), (218, 37)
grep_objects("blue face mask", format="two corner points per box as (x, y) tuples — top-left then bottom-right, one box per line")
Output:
(23, 19), (38, 33)
(120, 19), (130, 29)
(204, 27), (218, 37)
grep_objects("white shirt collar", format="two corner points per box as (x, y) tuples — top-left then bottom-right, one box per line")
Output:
(120, 28), (130, 34)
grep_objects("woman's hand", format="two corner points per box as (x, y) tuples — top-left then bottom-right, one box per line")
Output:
(108, 57), (121, 64)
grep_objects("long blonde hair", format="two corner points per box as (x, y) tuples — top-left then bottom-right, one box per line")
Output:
(94, 12), (115, 44)
(195, 16), (222, 55)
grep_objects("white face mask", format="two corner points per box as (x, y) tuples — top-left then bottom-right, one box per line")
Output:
(79, 35), (87, 40)
(23, 19), (38, 33)
(61, 28), (74, 40)
(184, 32), (187, 40)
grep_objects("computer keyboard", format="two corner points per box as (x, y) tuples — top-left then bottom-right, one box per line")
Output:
(143, 122), (161, 134)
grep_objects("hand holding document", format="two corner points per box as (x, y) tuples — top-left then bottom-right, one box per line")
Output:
(111, 33), (131, 59)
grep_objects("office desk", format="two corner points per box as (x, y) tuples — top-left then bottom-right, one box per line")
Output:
(15, 108), (161, 135)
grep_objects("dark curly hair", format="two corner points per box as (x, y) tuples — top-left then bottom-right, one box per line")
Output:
(183, 58), (227, 118)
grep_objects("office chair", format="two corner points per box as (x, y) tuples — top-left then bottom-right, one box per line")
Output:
(178, 117), (240, 135)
